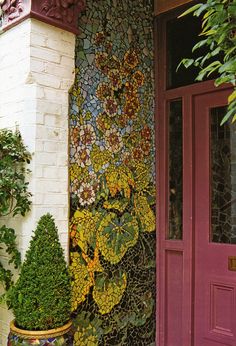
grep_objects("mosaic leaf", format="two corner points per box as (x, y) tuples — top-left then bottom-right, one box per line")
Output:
(70, 253), (94, 311)
(91, 145), (113, 172)
(93, 271), (127, 314)
(134, 162), (151, 192)
(103, 199), (129, 213)
(134, 194), (155, 233)
(97, 212), (139, 264)
(73, 312), (103, 346)
(105, 165), (135, 198)
(70, 209), (97, 251)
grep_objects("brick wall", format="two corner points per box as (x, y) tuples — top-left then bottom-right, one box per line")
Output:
(0, 18), (75, 344)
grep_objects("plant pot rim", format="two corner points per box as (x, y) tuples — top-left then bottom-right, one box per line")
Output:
(10, 319), (72, 339)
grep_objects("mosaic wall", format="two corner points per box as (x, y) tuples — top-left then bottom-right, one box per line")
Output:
(69, 0), (155, 344)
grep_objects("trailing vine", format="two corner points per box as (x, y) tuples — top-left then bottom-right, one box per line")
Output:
(0, 129), (31, 297)
(178, 0), (236, 124)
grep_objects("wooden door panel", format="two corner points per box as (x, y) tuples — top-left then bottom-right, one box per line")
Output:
(194, 89), (236, 346)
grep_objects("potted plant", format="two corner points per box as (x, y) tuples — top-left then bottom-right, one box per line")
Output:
(6, 213), (72, 345)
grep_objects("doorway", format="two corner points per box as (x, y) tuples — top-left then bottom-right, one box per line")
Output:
(156, 9), (235, 346)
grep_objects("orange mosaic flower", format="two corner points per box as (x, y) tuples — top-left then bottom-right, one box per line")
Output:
(104, 97), (118, 117)
(125, 81), (137, 95)
(132, 146), (143, 161)
(94, 31), (106, 45)
(108, 69), (122, 90)
(96, 82), (113, 100)
(124, 96), (140, 118)
(132, 70), (145, 87)
(141, 125), (151, 141)
(95, 52), (109, 74)
(140, 140), (151, 155)
(71, 127), (79, 146)
(124, 49), (139, 69)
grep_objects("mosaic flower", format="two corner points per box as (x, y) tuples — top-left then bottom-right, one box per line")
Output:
(95, 52), (109, 74)
(140, 140), (151, 156)
(108, 69), (122, 90)
(70, 177), (80, 194)
(96, 82), (113, 101)
(132, 146), (143, 161)
(122, 151), (133, 167)
(133, 70), (145, 87)
(117, 114), (129, 128)
(77, 145), (91, 168)
(94, 31), (106, 46)
(71, 126), (79, 146)
(109, 55), (121, 70)
(79, 124), (96, 146)
(104, 127), (123, 153)
(124, 96), (140, 118)
(141, 125), (151, 141)
(125, 81), (137, 95)
(124, 49), (139, 69)
(103, 97), (118, 117)
(77, 182), (96, 206)
(96, 112), (112, 132)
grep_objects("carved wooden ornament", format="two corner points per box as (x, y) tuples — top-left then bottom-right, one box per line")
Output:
(0, 0), (86, 33)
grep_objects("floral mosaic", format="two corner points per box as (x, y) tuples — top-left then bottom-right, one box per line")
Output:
(69, 0), (155, 344)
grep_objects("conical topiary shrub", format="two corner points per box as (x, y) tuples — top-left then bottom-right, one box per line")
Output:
(8, 214), (71, 331)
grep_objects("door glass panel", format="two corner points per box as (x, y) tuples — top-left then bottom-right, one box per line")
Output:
(211, 107), (236, 243)
(168, 100), (183, 240)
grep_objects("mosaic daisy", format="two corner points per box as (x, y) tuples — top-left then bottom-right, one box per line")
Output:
(105, 127), (123, 153)
(77, 182), (96, 206)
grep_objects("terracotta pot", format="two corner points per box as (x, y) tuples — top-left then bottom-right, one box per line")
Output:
(7, 320), (72, 345)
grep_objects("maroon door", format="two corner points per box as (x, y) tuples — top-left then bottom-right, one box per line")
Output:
(194, 89), (236, 346)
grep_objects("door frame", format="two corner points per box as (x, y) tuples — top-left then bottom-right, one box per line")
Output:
(155, 11), (232, 345)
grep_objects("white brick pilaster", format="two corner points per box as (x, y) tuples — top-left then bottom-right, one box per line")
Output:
(0, 18), (75, 344)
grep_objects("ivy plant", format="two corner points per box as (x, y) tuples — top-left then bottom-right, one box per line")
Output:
(0, 129), (31, 295)
(178, 0), (236, 124)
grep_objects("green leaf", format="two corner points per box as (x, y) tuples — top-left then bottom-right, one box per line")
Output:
(97, 212), (139, 264)
(178, 4), (202, 18)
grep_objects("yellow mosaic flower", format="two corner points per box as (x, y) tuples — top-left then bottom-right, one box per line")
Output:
(93, 272), (127, 315)
(134, 194), (155, 233)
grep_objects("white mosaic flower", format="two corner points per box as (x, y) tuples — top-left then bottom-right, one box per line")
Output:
(77, 182), (96, 206)
(76, 145), (91, 168)
(79, 124), (96, 145)
(105, 127), (123, 153)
